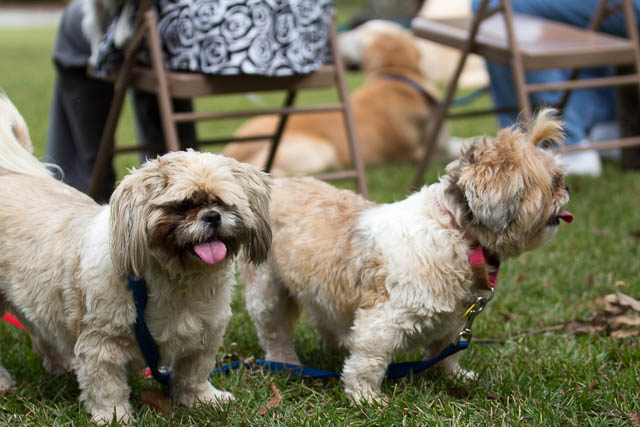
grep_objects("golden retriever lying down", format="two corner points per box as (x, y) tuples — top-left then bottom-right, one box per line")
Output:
(223, 20), (448, 176)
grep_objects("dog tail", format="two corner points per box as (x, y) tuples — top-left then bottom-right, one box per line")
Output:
(0, 93), (55, 178)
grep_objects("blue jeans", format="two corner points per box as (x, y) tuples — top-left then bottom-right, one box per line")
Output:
(471, 0), (640, 145)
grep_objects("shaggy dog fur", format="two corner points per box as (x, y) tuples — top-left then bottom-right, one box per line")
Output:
(240, 110), (573, 404)
(223, 20), (446, 175)
(0, 95), (272, 423)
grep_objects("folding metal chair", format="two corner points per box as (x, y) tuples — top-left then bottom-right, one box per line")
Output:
(410, 0), (640, 189)
(88, 0), (368, 200)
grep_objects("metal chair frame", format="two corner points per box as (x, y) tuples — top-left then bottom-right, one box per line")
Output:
(411, 0), (640, 189)
(89, 0), (368, 200)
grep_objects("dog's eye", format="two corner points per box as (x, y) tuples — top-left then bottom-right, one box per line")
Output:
(540, 139), (553, 150)
(176, 200), (195, 214)
(211, 197), (228, 208)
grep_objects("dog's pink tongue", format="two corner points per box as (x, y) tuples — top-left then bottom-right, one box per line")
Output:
(557, 210), (574, 223)
(193, 241), (227, 264)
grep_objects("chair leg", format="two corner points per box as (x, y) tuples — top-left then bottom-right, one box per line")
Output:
(410, 0), (494, 191)
(501, 0), (532, 121)
(329, 17), (369, 199)
(409, 52), (469, 192)
(264, 90), (296, 173)
(622, 0), (640, 103)
(144, 10), (181, 152)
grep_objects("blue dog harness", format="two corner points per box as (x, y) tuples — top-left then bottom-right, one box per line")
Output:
(127, 276), (172, 386)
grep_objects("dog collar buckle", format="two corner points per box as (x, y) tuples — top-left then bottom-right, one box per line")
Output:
(458, 244), (498, 345)
(457, 288), (494, 344)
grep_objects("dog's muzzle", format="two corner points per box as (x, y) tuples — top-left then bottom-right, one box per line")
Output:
(202, 210), (222, 228)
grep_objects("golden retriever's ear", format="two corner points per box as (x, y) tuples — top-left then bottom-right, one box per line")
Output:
(109, 160), (166, 278)
(231, 162), (272, 265)
(456, 136), (524, 232)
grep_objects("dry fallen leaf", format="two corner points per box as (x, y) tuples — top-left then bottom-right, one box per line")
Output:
(628, 230), (640, 239)
(629, 411), (640, 426)
(444, 386), (470, 399)
(594, 294), (625, 315)
(616, 292), (640, 312)
(608, 314), (640, 329)
(140, 390), (171, 416)
(486, 391), (499, 400)
(258, 382), (283, 416)
(266, 382), (283, 409)
(565, 320), (606, 335)
(611, 329), (640, 339)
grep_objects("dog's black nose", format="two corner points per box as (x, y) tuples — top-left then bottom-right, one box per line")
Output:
(202, 211), (221, 227)
(564, 184), (570, 193)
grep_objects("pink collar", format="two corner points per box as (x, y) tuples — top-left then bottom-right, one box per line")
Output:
(469, 245), (500, 290)
(440, 206), (500, 291)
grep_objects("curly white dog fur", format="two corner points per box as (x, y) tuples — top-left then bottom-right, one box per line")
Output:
(0, 95), (272, 423)
(240, 110), (573, 404)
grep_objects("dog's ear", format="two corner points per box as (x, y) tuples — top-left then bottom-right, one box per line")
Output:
(109, 160), (165, 278)
(455, 136), (524, 232)
(527, 108), (564, 149)
(231, 162), (273, 264)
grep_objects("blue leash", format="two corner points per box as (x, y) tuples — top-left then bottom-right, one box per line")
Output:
(128, 275), (470, 385)
(127, 276), (172, 386)
(212, 341), (469, 380)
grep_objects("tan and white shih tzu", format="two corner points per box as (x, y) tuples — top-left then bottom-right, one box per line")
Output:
(0, 95), (271, 423)
(240, 109), (573, 404)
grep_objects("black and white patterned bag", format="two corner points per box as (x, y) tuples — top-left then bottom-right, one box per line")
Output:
(94, 0), (334, 77)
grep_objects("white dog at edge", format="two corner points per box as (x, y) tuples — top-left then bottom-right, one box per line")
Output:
(0, 95), (272, 423)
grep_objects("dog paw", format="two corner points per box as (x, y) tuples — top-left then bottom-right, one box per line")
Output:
(451, 368), (478, 382)
(42, 355), (72, 376)
(0, 367), (15, 393)
(90, 405), (134, 425)
(174, 383), (234, 408)
(345, 387), (388, 407)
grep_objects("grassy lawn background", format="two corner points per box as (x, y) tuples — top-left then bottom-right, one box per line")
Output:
(1, 23), (639, 425)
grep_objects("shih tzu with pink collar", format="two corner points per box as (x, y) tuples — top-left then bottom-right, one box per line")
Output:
(240, 109), (573, 404)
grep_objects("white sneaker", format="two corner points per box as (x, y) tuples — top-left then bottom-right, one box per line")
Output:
(589, 121), (620, 160)
(559, 142), (602, 177)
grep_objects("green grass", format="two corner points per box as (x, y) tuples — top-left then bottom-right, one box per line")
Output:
(1, 26), (640, 426)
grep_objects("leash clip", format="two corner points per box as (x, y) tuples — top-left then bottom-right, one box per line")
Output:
(457, 288), (494, 344)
